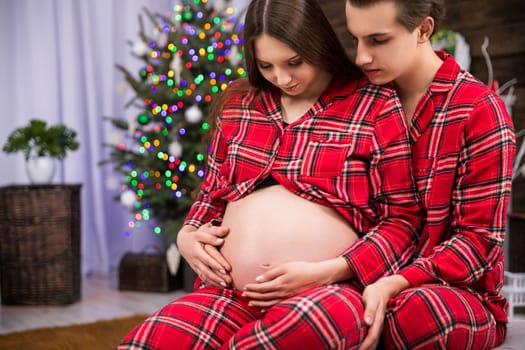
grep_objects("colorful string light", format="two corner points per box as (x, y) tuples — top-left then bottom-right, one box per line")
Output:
(113, 1), (246, 240)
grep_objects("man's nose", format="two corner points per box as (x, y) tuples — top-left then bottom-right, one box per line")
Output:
(355, 43), (372, 67)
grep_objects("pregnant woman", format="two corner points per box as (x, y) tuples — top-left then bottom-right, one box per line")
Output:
(118, 0), (421, 348)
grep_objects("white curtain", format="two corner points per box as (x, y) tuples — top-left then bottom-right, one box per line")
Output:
(0, 0), (248, 275)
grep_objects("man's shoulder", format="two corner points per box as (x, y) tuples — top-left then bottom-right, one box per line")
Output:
(449, 71), (500, 104)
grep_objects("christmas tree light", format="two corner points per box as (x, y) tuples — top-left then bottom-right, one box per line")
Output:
(102, 0), (246, 243)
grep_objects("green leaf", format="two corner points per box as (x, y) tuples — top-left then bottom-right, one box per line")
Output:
(2, 119), (80, 161)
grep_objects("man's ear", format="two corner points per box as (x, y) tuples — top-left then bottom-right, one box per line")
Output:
(418, 16), (435, 43)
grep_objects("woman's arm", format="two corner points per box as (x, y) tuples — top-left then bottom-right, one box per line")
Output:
(177, 108), (233, 286)
(177, 222), (231, 287)
(183, 121), (228, 227)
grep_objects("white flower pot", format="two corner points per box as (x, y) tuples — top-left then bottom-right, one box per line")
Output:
(25, 156), (56, 183)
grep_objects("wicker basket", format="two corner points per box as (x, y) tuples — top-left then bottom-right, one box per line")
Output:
(0, 185), (82, 305)
(119, 246), (182, 292)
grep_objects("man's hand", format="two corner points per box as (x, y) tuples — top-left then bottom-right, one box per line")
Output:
(358, 275), (410, 350)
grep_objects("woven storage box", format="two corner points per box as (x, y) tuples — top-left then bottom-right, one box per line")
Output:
(502, 271), (525, 319)
(0, 185), (82, 305)
(507, 213), (525, 272)
(119, 247), (181, 292)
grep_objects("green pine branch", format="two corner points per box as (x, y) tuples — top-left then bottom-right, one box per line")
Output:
(101, 0), (245, 243)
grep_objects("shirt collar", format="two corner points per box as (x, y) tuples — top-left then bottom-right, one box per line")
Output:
(252, 79), (360, 123)
(266, 78), (359, 105)
(322, 78), (360, 101)
(428, 50), (461, 95)
(408, 51), (460, 141)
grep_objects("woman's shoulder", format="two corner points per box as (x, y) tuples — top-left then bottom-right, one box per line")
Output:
(353, 77), (398, 100)
(218, 80), (275, 119)
(222, 80), (274, 105)
(329, 78), (403, 122)
(221, 79), (255, 105)
(324, 77), (396, 104)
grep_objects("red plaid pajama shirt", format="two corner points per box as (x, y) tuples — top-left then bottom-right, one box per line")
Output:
(118, 77), (422, 349)
(382, 52), (516, 349)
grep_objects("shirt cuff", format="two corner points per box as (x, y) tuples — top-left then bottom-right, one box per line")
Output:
(398, 264), (437, 287)
(343, 243), (390, 286)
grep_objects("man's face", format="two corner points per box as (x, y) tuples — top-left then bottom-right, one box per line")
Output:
(345, 1), (420, 85)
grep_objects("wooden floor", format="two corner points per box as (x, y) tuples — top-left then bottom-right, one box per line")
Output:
(1, 272), (524, 339)
(0, 272), (187, 335)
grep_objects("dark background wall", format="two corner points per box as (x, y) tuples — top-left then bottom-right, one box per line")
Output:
(319, 0), (525, 213)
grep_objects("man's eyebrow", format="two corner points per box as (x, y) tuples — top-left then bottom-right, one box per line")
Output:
(347, 30), (390, 38)
(362, 32), (390, 39)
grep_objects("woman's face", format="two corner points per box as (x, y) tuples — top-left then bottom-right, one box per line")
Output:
(345, 1), (420, 85)
(253, 33), (327, 98)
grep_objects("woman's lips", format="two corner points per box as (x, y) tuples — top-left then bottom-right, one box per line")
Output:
(282, 84), (298, 92)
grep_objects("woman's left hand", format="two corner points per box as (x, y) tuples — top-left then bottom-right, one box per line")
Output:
(242, 259), (345, 308)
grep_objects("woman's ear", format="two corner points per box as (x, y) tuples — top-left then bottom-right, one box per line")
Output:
(418, 16), (435, 43)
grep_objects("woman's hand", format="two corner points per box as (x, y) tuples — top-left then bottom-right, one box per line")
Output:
(242, 257), (350, 308)
(358, 275), (410, 350)
(242, 261), (320, 308)
(176, 222), (232, 288)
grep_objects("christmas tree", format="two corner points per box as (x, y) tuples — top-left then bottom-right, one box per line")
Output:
(103, 0), (246, 244)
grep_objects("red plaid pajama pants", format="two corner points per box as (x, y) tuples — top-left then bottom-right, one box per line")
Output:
(117, 283), (366, 349)
(381, 285), (506, 349)
(118, 284), (506, 349)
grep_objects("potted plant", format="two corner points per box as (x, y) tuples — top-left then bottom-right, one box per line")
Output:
(2, 119), (80, 183)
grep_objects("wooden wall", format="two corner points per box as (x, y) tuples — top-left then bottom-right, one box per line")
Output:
(319, 0), (525, 212)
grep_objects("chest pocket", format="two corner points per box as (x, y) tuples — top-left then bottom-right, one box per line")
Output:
(222, 123), (279, 183)
(221, 140), (272, 184)
(413, 157), (433, 196)
(301, 136), (353, 177)
(413, 156), (457, 208)
(300, 134), (369, 205)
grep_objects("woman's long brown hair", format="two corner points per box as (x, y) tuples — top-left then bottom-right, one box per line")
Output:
(207, 0), (364, 134)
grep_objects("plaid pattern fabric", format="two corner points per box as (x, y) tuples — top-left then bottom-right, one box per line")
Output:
(118, 284), (366, 349)
(185, 77), (422, 286)
(383, 286), (504, 349)
(386, 52), (515, 348)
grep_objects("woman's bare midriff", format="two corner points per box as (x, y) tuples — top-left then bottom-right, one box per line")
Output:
(220, 185), (358, 290)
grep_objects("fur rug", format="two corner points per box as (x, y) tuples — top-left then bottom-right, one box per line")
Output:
(3, 314), (523, 349)
(0, 314), (147, 350)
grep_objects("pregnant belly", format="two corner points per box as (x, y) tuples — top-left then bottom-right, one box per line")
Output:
(220, 185), (358, 290)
